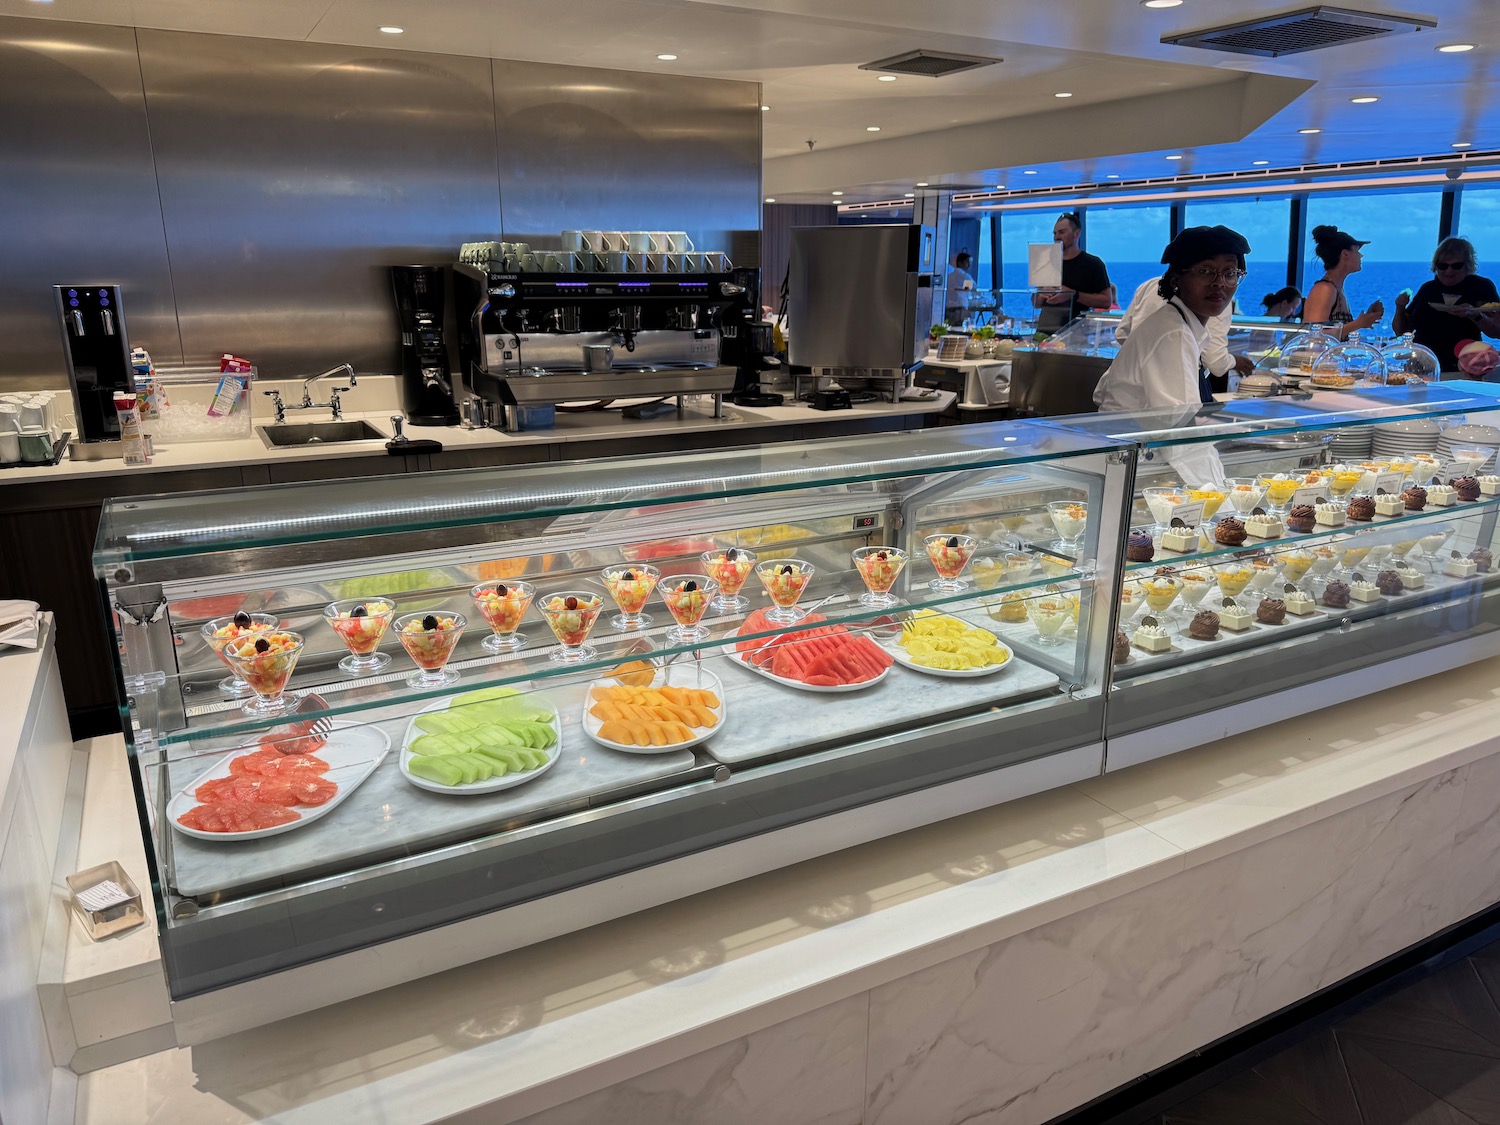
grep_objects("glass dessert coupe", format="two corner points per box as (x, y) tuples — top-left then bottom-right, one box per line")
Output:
(202, 612), (279, 697)
(220, 629), (305, 716)
(471, 581), (535, 653)
(852, 546), (908, 609)
(1177, 569), (1213, 622)
(601, 565), (659, 631)
(1047, 502), (1088, 552)
(1142, 488), (1185, 534)
(538, 592), (604, 664)
(1256, 473), (1300, 515)
(323, 597), (395, 675)
(1027, 595), (1072, 647)
(923, 533), (976, 594)
(659, 574), (718, 645)
(703, 548), (757, 614)
(756, 558), (815, 625)
(1223, 478), (1267, 515)
(395, 611), (467, 688)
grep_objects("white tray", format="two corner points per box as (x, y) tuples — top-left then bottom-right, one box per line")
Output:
(727, 625), (891, 692)
(583, 664), (726, 755)
(399, 695), (562, 794)
(889, 617), (1015, 678)
(169, 722), (390, 842)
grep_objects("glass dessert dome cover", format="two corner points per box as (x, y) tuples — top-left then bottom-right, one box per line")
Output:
(1310, 334), (1387, 386)
(1255, 326), (1340, 377)
(1380, 334), (1441, 385)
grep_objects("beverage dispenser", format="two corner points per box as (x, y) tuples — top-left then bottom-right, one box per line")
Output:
(55, 284), (133, 450)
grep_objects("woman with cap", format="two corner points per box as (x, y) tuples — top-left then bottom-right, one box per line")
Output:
(1094, 225), (1252, 414)
(1391, 237), (1500, 373)
(1302, 225), (1383, 340)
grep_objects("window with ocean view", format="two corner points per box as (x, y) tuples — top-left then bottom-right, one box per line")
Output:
(1079, 205), (1171, 310)
(1184, 197), (1291, 318)
(1000, 210), (1060, 291)
(1305, 190), (1443, 333)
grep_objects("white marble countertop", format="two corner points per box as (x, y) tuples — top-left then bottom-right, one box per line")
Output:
(0, 614), (54, 809)
(72, 654), (1500, 1124)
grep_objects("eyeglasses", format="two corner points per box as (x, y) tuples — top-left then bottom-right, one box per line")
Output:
(1185, 266), (1247, 285)
(1436, 261), (1468, 272)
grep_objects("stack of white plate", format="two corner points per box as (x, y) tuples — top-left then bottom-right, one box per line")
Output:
(1436, 422), (1500, 472)
(1328, 428), (1373, 461)
(1371, 418), (1441, 459)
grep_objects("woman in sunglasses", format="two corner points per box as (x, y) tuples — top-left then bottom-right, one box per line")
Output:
(1392, 238), (1499, 373)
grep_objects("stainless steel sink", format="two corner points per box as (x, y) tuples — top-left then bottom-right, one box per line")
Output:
(257, 420), (386, 448)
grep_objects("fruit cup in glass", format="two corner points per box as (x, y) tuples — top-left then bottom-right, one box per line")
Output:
(702, 548), (757, 613)
(1046, 501), (1088, 552)
(852, 546), (907, 609)
(756, 558), (815, 625)
(659, 574), (718, 645)
(201, 612), (279, 697)
(924, 533), (976, 594)
(220, 630), (305, 716)
(471, 581), (534, 653)
(538, 592), (604, 664)
(323, 597), (395, 675)
(601, 565), (659, 630)
(395, 611), (466, 688)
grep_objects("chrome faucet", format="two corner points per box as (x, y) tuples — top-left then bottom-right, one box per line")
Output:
(300, 364), (357, 409)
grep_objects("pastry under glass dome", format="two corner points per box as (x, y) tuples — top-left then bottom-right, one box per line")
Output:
(1254, 327), (1340, 381)
(1380, 334), (1441, 385)
(1309, 334), (1386, 388)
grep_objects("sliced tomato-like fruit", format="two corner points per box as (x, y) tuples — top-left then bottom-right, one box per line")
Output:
(178, 800), (300, 833)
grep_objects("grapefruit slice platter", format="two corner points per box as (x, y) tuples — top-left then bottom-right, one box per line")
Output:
(727, 609), (893, 693)
(169, 722), (391, 842)
(583, 663), (726, 755)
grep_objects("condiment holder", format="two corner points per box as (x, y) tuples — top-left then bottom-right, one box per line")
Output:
(66, 861), (145, 940)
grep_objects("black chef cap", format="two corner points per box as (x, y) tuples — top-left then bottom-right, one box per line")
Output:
(1160, 225), (1251, 271)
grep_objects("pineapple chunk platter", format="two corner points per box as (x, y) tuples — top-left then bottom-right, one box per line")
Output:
(890, 610), (1014, 679)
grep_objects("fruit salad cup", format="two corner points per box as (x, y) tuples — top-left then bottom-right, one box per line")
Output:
(538, 592), (604, 664)
(702, 548), (757, 614)
(659, 574), (718, 645)
(601, 565), (659, 631)
(395, 611), (467, 688)
(852, 546), (908, 608)
(201, 612), (280, 697)
(221, 630), (305, 716)
(1046, 502), (1088, 552)
(757, 559), (815, 625)
(323, 597), (395, 675)
(923, 533), (976, 594)
(471, 581), (535, 654)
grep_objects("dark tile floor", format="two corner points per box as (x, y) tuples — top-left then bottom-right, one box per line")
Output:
(1136, 941), (1500, 1124)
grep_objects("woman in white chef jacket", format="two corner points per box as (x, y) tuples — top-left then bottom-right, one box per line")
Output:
(1093, 225), (1252, 485)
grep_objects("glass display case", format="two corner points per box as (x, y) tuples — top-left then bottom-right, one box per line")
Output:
(1048, 383), (1500, 767)
(95, 422), (1133, 1004)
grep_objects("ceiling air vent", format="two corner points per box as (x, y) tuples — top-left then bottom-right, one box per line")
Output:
(859, 50), (1000, 78)
(1163, 6), (1434, 58)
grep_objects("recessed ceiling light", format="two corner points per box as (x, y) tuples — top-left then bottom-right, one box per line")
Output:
(1453, 142), (1473, 149)
(765, 197), (776, 203)
(916, 181), (929, 187)
(991, 184), (1004, 190)
(1165, 154), (1183, 160)
(378, 25), (403, 34)
(656, 53), (678, 61)
(1023, 169), (1037, 175)
(1141, 0), (1183, 7)
(761, 105), (770, 111)
(1252, 159), (1270, 165)
(1106, 174), (1120, 179)
(866, 126), (881, 132)
(904, 192), (915, 198)
(831, 191), (843, 196)
(1350, 96), (1379, 104)
(1298, 127), (1322, 134)
(878, 74), (897, 82)
(1055, 92), (1073, 98)
(1438, 43), (1476, 53)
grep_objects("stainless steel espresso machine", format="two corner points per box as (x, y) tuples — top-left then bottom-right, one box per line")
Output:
(453, 265), (755, 431)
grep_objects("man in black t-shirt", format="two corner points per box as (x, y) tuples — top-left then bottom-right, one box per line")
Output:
(1393, 238), (1500, 372)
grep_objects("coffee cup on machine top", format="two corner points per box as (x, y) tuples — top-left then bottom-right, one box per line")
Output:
(664, 232), (694, 254)
(560, 230), (584, 252)
(598, 251), (631, 273)
(627, 231), (660, 253)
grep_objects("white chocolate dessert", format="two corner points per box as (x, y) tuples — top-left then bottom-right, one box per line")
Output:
(1443, 555), (1479, 578)
(1481, 475), (1500, 496)
(1314, 501), (1346, 527)
(1374, 494), (1405, 517)
(1218, 600), (1254, 631)
(1428, 485), (1457, 507)
(1395, 565), (1425, 589)
(1133, 621), (1172, 652)
(1245, 513), (1283, 538)
(1161, 525), (1197, 552)
(1284, 588), (1318, 615)
(1350, 578), (1382, 602)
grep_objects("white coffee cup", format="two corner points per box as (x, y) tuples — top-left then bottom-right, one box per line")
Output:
(20, 400), (46, 430)
(0, 405), (21, 434)
(519, 252), (539, 271)
(559, 230), (583, 252)
(0, 431), (18, 464)
(700, 252), (728, 272)
(664, 231), (694, 254)
(598, 250), (630, 272)
(627, 231), (657, 253)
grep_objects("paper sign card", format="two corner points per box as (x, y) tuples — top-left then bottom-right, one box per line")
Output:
(1028, 242), (1062, 288)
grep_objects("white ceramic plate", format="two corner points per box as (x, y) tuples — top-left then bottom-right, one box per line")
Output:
(727, 626), (891, 692)
(583, 664), (726, 755)
(399, 695), (562, 794)
(169, 722), (390, 842)
(889, 621), (1014, 679)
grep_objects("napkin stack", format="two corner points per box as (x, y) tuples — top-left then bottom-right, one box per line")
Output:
(0, 600), (40, 650)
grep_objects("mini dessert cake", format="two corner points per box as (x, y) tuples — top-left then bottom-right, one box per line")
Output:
(1315, 500), (1347, 527)
(1284, 586), (1318, 615)
(1133, 618), (1172, 653)
(1481, 475), (1500, 497)
(1244, 511), (1284, 539)
(1256, 597), (1287, 625)
(1127, 530), (1155, 562)
(1470, 547), (1494, 572)
(1218, 599), (1254, 632)
(1113, 629), (1130, 664)
(1374, 493), (1405, 517)
(1285, 504), (1317, 533)
(1345, 496), (1375, 522)
(1402, 486), (1428, 511)
(1395, 565), (1425, 589)
(1215, 517), (1248, 546)
(1349, 575), (1382, 602)
(1161, 522), (1197, 552)
(1321, 579), (1351, 608)
(1427, 483), (1457, 507)
(1188, 609), (1221, 640)
(1444, 552), (1479, 578)
(1454, 475), (1482, 502)
(1376, 569), (1405, 595)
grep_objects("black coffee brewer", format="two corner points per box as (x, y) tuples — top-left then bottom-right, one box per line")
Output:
(55, 284), (133, 445)
(391, 266), (459, 426)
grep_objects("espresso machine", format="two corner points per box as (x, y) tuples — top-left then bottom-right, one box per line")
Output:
(55, 283), (133, 452)
(391, 266), (459, 426)
(454, 264), (754, 431)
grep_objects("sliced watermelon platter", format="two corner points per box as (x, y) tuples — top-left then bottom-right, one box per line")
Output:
(729, 608), (893, 692)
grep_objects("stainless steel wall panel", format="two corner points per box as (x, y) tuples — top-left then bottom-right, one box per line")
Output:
(137, 31), (502, 378)
(0, 18), (180, 389)
(490, 60), (759, 261)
